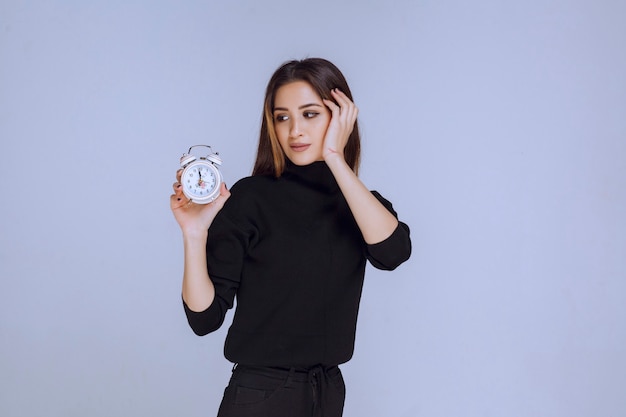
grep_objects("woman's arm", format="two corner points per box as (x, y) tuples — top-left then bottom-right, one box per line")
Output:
(180, 229), (214, 312)
(170, 173), (231, 311)
(325, 155), (398, 244)
(323, 89), (398, 244)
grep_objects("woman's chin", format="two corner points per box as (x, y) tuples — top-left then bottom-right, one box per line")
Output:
(285, 154), (323, 166)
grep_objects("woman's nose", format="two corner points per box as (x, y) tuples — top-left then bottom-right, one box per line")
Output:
(289, 120), (302, 138)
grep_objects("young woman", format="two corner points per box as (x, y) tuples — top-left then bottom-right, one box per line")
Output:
(170, 58), (411, 417)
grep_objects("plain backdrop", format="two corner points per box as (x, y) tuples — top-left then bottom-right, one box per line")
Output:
(1, 1), (625, 416)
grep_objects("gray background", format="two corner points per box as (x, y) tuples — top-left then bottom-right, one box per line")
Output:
(1, 1), (625, 416)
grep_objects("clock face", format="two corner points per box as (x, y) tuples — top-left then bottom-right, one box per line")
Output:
(182, 161), (221, 203)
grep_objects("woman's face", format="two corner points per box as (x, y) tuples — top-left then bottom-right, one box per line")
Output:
(273, 81), (331, 166)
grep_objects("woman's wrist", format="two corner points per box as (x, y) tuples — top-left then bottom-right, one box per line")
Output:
(182, 228), (209, 245)
(323, 151), (347, 168)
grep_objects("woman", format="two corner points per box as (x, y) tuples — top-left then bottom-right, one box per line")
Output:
(170, 58), (411, 417)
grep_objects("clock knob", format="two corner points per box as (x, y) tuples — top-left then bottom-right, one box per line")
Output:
(180, 153), (196, 168)
(207, 153), (222, 166)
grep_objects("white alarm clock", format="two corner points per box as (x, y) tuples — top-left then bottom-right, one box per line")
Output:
(179, 145), (223, 204)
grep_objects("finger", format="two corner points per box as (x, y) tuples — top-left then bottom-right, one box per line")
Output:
(327, 95), (350, 121)
(331, 88), (354, 108)
(324, 97), (355, 129)
(214, 183), (231, 205)
(170, 193), (187, 209)
(172, 181), (182, 192)
(332, 90), (358, 118)
(323, 98), (341, 115)
(173, 184), (186, 202)
(345, 103), (358, 124)
(332, 95), (358, 127)
(176, 169), (183, 182)
(219, 182), (231, 198)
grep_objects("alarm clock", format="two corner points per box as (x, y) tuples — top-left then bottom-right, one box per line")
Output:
(179, 145), (223, 204)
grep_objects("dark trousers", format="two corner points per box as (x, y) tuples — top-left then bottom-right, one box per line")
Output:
(217, 364), (346, 417)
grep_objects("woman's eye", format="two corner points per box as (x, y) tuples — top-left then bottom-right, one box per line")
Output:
(303, 111), (319, 118)
(275, 114), (289, 122)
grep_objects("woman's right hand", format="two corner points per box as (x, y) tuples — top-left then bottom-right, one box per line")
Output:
(170, 169), (231, 237)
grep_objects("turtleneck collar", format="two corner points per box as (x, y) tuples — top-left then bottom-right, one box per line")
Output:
(282, 160), (339, 194)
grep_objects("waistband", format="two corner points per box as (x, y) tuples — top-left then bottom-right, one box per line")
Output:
(232, 363), (339, 383)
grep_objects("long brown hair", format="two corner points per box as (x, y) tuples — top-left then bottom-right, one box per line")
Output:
(252, 58), (361, 177)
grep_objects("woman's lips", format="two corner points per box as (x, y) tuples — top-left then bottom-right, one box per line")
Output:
(290, 143), (310, 152)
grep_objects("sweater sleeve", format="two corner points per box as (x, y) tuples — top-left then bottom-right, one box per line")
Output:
(365, 191), (412, 270)
(182, 183), (253, 336)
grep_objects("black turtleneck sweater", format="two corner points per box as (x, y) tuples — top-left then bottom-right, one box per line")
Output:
(183, 161), (411, 367)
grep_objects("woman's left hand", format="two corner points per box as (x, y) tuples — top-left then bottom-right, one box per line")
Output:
(322, 88), (358, 161)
